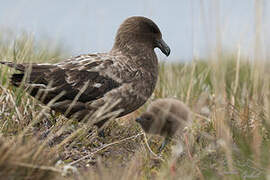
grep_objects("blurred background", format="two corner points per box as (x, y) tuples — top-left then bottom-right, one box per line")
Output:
(0, 0), (269, 61)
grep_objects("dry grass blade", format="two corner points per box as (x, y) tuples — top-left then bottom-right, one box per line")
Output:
(69, 132), (144, 166)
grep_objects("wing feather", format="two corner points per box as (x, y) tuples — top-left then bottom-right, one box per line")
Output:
(1, 53), (137, 121)
(4, 54), (122, 106)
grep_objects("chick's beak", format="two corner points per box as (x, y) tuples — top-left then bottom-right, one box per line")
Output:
(135, 117), (142, 123)
(155, 38), (170, 56)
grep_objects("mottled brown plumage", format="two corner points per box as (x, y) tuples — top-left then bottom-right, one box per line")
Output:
(136, 98), (192, 151)
(0, 16), (170, 129)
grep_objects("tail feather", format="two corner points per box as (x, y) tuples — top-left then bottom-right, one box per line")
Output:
(0, 61), (25, 71)
(10, 73), (25, 86)
(1, 61), (53, 86)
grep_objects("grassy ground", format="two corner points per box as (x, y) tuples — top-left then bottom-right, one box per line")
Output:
(0, 31), (270, 180)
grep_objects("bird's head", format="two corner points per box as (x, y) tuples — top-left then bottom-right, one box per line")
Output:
(113, 16), (170, 56)
(135, 112), (156, 133)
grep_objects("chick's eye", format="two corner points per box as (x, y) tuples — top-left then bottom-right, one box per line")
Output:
(145, 116), (152, 121)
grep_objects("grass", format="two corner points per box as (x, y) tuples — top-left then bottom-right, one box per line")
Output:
(0, 30), (270, 180)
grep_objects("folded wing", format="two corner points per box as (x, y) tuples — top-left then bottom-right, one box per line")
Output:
(0, 54), (122, 118)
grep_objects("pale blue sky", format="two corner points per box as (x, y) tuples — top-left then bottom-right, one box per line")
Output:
(0, 0), (269, 61)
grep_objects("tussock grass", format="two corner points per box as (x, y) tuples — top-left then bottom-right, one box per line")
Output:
(0, 29), (270, 180)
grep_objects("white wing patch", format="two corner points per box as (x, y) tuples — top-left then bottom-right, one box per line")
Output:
(93, 83), (102, 88)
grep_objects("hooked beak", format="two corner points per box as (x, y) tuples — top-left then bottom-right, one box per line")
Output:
(155, 38), (170, 57)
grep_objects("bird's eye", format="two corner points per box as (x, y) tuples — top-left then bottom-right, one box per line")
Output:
(150, 26), (159, 34)
(145, 116), (152, 121)
(148, 23), (159, 34)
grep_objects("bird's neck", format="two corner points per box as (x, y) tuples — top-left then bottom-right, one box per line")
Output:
(111, 43), (158, 67)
